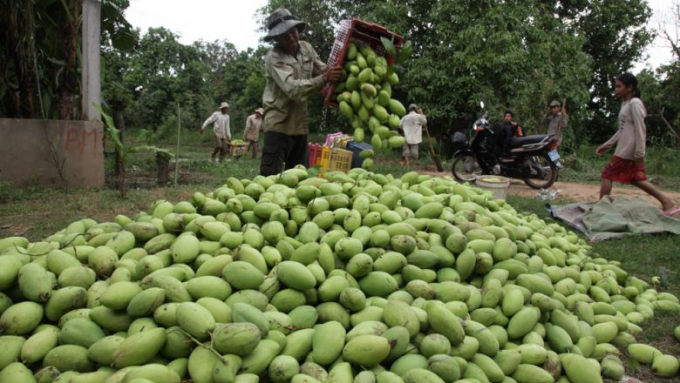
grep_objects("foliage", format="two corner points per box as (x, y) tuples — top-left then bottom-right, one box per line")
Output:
(1, 0), (670, 157)
(96, 103), (172, 197)
(635, 0), (680, 150)
(259, 0), (640, 153)
(566, 0), (654, 143)
(0, 181), (20, 204)
(102, 28), (268, 141)
(636, 69), (680, 148)
(0, 0), (134, 119)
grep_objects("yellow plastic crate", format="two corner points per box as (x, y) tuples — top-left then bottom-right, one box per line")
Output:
(319, 146), (331, 170)
(230, 144), (247, 157)
(329, 148), (353, 172)
(336, 137), (352, 149)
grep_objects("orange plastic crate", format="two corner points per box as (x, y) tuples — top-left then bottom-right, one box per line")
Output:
(329, 148), (353, 172)
(319, 147), (331, 170)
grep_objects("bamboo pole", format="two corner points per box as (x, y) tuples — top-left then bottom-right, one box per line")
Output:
(175, 104), (181, 185)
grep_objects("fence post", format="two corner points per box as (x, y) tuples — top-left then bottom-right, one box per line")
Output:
(175, 104), (181, 185)
(82, 0), (101, 121)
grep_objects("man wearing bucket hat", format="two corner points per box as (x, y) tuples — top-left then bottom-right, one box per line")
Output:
(244, 108), (264, 160)
(259, 8), (343, 176)
(542, 99), (568, 146)
(399, 103), (427, 167)
(200, 102), (231, 163)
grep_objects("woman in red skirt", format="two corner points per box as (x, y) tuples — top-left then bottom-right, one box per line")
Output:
(596, 73), (679, 216)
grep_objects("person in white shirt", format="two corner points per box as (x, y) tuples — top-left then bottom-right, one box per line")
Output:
(244, 108), (264, 159)
(200, 102), (231, 163)
(399, 104), (427, 166)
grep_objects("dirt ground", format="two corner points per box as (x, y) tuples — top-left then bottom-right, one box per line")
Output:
(507, 179), (680, 205)
(423, 167), (680, 207)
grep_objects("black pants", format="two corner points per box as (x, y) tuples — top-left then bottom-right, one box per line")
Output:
(260, 131), (308, 176)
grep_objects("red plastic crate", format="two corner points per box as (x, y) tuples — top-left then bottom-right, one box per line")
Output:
(308, 143), (323, 168)
(321, 18), (404, 107)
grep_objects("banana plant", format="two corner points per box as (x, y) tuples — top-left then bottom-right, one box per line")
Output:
(95, 103), (173, 198)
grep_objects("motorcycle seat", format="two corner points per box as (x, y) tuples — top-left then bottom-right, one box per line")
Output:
(509, 134), (551, 148)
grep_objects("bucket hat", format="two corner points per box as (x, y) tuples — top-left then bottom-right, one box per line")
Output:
(219, 102), (229, 109)
(264, 8), (306, 42)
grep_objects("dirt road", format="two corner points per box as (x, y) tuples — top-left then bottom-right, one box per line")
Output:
(507, 179), (680, 206)
(423, 167), (680, 206)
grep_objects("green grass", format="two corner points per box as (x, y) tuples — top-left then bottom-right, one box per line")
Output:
(120, 127), (680, 190)
(558, 145), (680, 190)
(0, 185), (204, 241)
(506, 195), (554, 220)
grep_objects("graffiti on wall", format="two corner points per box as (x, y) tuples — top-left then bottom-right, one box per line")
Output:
(64, 127), (100, 154)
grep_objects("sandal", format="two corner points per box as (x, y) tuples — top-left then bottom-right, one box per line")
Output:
(663, 206), (680, 217)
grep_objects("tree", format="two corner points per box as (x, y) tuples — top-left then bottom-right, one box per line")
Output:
(120, 28), (204, 130)
(0, 0), (134, 120)
(570, 0), (653, 143)
(102, 28), (268, 140)
(199, 42), (268, 133)
(657, 0), (680, 61)
(645, 0), (680, 149)
(254, 0), (655, 152)
(636, 70), (675, 148)
(256, 1), (592, 145)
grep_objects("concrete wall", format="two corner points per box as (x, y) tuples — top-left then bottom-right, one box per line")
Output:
(0, 119), (104, 187)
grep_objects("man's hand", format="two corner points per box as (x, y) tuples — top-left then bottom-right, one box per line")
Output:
(199, 128), (205, 135)
(596, 145), (608, 155)
(634, 157), (645, 166)
(323, 66), (343, 83)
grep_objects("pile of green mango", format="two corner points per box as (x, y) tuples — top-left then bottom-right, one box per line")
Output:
(0, 167), (679, 383)
(333, 42), (407, 152)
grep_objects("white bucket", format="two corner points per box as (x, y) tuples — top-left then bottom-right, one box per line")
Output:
(475, 175), (511, 200)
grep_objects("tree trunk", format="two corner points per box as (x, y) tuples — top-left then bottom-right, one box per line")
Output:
(3, 1), (32, 118)
(659, 110), (680, 151)
(19, 0), (36, 118)
(115, 150), (125, 178)
(156, 152), (171, 185)
(118, 165), (126, 199)
(57, 0), (82, 120)
(113, 109), (126, 176)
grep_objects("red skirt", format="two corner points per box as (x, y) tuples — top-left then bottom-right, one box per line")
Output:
(601, 155), (646, 183)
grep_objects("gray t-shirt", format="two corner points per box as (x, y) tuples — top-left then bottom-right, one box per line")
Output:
(601, 98), (647, 160)
(542, 112), (568, 145)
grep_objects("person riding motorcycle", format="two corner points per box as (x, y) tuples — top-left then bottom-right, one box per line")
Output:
(468, 110), (523, 174)
(484, 111), (522, 163)
(452, 102), (559, 189)
(503, 110), (523, 137)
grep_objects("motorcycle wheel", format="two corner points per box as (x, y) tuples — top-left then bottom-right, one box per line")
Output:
(523, 153), (558, 189)
(452, 154), (483, 183)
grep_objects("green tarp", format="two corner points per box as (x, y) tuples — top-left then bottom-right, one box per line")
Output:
(549, 197), (680, 242)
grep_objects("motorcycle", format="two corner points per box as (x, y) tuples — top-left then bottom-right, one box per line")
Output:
(451, 102), (560, 189)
